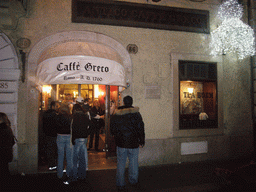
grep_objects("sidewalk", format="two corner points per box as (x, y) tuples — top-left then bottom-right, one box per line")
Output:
(2, 158), (256, 192)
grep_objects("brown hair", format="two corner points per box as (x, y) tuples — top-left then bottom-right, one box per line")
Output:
(72, 104), (85, 114)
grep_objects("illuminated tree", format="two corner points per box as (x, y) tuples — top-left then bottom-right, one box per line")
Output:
(210, 0), (255, 59)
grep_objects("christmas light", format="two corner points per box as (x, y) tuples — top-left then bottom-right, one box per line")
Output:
(210, 0), (255, 59)
(210, 18), (255, 59)
(218, 0), (243, 20)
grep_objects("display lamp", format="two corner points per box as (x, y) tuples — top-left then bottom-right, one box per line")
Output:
(188, 88), (194, 94)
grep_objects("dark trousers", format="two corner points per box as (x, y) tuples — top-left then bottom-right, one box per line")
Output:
(0, 160), (11, 190)
(89, 126), (100, 150)
(0, 161), (10, 177)
(45, 136), (57, 167)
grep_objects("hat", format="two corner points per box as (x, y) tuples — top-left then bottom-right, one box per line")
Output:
(76, 96), (84, 103)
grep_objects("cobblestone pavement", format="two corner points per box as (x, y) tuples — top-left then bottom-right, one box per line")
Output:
(2, 158), (256, 192)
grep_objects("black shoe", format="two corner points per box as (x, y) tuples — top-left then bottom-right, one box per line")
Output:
(130, 183), (145, 191)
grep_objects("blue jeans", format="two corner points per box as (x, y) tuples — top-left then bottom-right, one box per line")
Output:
(116, 147), (139, 187)
(72, 138), (88, 181)
(57, 134), (73, 179)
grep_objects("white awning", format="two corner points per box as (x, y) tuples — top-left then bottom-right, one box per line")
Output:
(36, 56), (126, 87)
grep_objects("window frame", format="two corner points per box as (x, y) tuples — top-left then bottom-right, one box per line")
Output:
(178, 60), (218, 130)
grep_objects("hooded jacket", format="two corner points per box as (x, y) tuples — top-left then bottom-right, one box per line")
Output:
(110, 106), (145, 149)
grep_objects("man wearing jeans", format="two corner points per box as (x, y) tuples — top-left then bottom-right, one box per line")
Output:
(110, 96), (145, 192)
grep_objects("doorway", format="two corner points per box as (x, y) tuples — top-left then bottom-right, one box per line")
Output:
(38, 84), (119, 172)
(27, 31), (133, 174)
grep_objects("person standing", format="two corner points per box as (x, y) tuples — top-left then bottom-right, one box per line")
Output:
(42, 101), (58, 171)
(56, 104), (73, 184)
(76, 96), (90, 112)
(110, 96), (145, 192)
(71, 104), (91, 181)
(88, 100), (104, 151)
(0, 112), (15, 188)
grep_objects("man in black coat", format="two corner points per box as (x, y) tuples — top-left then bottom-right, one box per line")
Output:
(110, 96), (145, 191)
(42, 101), (59, 170)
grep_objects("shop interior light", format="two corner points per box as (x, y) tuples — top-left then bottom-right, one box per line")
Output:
(94, 84), (99, 99)
(188, 88), (194, 94)
(73, 91), (78, 98)
(42, 85), (52, 94)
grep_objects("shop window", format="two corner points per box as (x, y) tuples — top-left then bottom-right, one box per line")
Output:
(58, 84), (79, 103)
(179, 61), (218, 129)
(41, 84), (119, 111)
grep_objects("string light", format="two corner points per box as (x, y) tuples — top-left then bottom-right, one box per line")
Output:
(210, 0), (255, 60)
(218, 0), (243, 20)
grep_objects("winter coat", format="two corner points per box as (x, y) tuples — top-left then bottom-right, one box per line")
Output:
(91, 106), (104, 129)
(71, 111), (91, 145)
(0, 123), (15, 162)
(42, 109), (58, 137)
(110, 106), (145, 149)
(56, 113), (71, 135)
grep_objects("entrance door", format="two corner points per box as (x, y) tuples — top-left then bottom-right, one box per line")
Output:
(38, 83), (119, 171)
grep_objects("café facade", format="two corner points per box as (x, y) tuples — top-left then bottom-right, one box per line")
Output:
(0, 0), (255, 174)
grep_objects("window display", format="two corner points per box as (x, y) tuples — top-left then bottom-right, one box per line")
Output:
(179, 61), (218, 129)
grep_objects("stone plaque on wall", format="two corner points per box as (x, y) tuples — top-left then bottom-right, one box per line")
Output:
(145, 85), (161, 99)
(72, 0), (209, 34)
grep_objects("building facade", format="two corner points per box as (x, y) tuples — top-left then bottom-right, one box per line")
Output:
(0, 0), (255, 174)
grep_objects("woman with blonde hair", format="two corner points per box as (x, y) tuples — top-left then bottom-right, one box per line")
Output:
(88, 100), (104, 151)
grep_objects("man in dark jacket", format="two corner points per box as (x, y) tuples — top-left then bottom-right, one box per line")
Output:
(71, 104), (92, 181)
(110, 96), (145, 191)
(42, 101), (58, 170)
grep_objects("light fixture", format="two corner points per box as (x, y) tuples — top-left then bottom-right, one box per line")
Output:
(73, 91), (78, 98)
(188, 82), (194, 93)
(209, 0), (255, 60)
(94, 84), (99, 99)
(188, 88), (194, 93)
(42, 85), (52, 94)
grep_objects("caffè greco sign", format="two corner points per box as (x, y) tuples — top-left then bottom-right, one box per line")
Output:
(37, 56), (126, 87)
